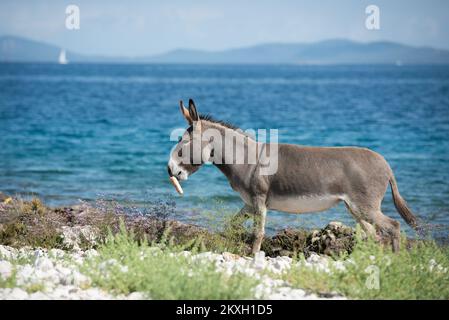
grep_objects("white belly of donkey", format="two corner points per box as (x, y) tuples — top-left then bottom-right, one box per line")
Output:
(268, 194), (342, 214)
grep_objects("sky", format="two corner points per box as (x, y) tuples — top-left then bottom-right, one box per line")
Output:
(0, 0), (448, 56)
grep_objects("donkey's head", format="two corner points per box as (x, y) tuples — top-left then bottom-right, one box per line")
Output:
(168, 99), (215, 192)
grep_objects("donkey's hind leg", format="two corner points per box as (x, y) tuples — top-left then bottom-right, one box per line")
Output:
(360, 220), (378, 239)
(371, 212), (401, 252)
(344, 202), (377, 239)
(345, 201), (401, 252)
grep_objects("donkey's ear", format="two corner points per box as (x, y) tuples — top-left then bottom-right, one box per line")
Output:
(179, 100), (192, 124)
(188, 99), (199, 122)
(188, 99), (201, 131)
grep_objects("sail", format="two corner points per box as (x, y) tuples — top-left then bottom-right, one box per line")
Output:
(58, 49), (68, 64)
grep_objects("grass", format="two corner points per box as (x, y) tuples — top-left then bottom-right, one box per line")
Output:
(82, 224), (259, 299)
(281, 227), (449, 299)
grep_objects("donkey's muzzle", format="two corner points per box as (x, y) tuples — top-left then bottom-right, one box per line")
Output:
(167, 165), (183, 195)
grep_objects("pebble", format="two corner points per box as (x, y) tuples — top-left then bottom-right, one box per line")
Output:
(0, 246), (17, 260)
(0, 260), (13, 279)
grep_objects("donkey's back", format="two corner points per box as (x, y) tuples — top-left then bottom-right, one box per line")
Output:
(267, 144), (391, 205)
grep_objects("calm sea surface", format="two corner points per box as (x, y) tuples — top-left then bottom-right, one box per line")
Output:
(1, 63), (448, 236)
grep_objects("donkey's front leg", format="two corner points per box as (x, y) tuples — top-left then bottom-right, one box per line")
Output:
(252, 202), (267, 255)
(230, 204), (253, 229)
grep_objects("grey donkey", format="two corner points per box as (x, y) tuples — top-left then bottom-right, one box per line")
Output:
(168, 99), (419, 254)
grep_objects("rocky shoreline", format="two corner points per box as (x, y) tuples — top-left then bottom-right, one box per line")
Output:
(0, 194), (356, 257)
(0, 195), (356, 299)
(2, 194), (446, 300)
(0, 244), (347, 300)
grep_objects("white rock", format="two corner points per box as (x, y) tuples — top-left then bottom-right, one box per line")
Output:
(61, 225), (99, 250)
(28, 291), (50, 300)
(253, 251), (266, 269)
(84, 249), (99, 258)
(267, 287), (308, 300)
(49, 249), (65, 259)
(71, 271), (91, 287)
(333, 261), (347, 272)
(222, 252), (239, 261)
(15, 264), (34, 285)
(83, 288), (111, 300)
(307, 253), (323, 264)
(8, 288), (28, 300)
(179, 251), (191, 257)
(127, 292), (146, 300)
(0, 260), (13, 279)
(0, 245), (18, 260)
(35, 257), (54, 271)
(119, 265), (129, 273)
(270, 257), (291, 273)
(50, 286), (72, 298)
(253, 283), (273, 299)
(55, 265), (72, 280)
(34, 248), (45, 258)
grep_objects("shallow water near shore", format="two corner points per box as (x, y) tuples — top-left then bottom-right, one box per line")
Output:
(1, 63), (448, 237)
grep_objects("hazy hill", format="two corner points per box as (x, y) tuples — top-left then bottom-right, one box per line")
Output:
(149, 39), (449, 64)
(1, 35), (449, 64)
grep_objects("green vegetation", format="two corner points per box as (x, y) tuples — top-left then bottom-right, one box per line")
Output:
(0, 197), (64, 248)
(1, 196), (448, 300)
(0, 196), (356, 257)
(0, 267), (16, 289)
(0, 197), (254, 254)
(281, 229), (449, 299)
(83, 225), (259, 299)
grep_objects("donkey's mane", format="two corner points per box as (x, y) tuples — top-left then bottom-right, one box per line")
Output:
(198, 114), (255, 139)
(199, 114), (240, 131)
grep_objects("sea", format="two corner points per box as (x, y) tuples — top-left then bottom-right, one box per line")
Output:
(1, 63), (448, 237)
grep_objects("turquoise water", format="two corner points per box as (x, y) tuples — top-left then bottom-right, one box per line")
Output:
(1, 63), (448, 235)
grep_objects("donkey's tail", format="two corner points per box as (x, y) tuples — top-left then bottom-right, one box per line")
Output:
(389, 173), (419, 229)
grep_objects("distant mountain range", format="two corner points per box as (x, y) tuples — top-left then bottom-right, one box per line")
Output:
(1, 35), (449, 65)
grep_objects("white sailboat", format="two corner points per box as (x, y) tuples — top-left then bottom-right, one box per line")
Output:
(58, 49), (68, 64)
